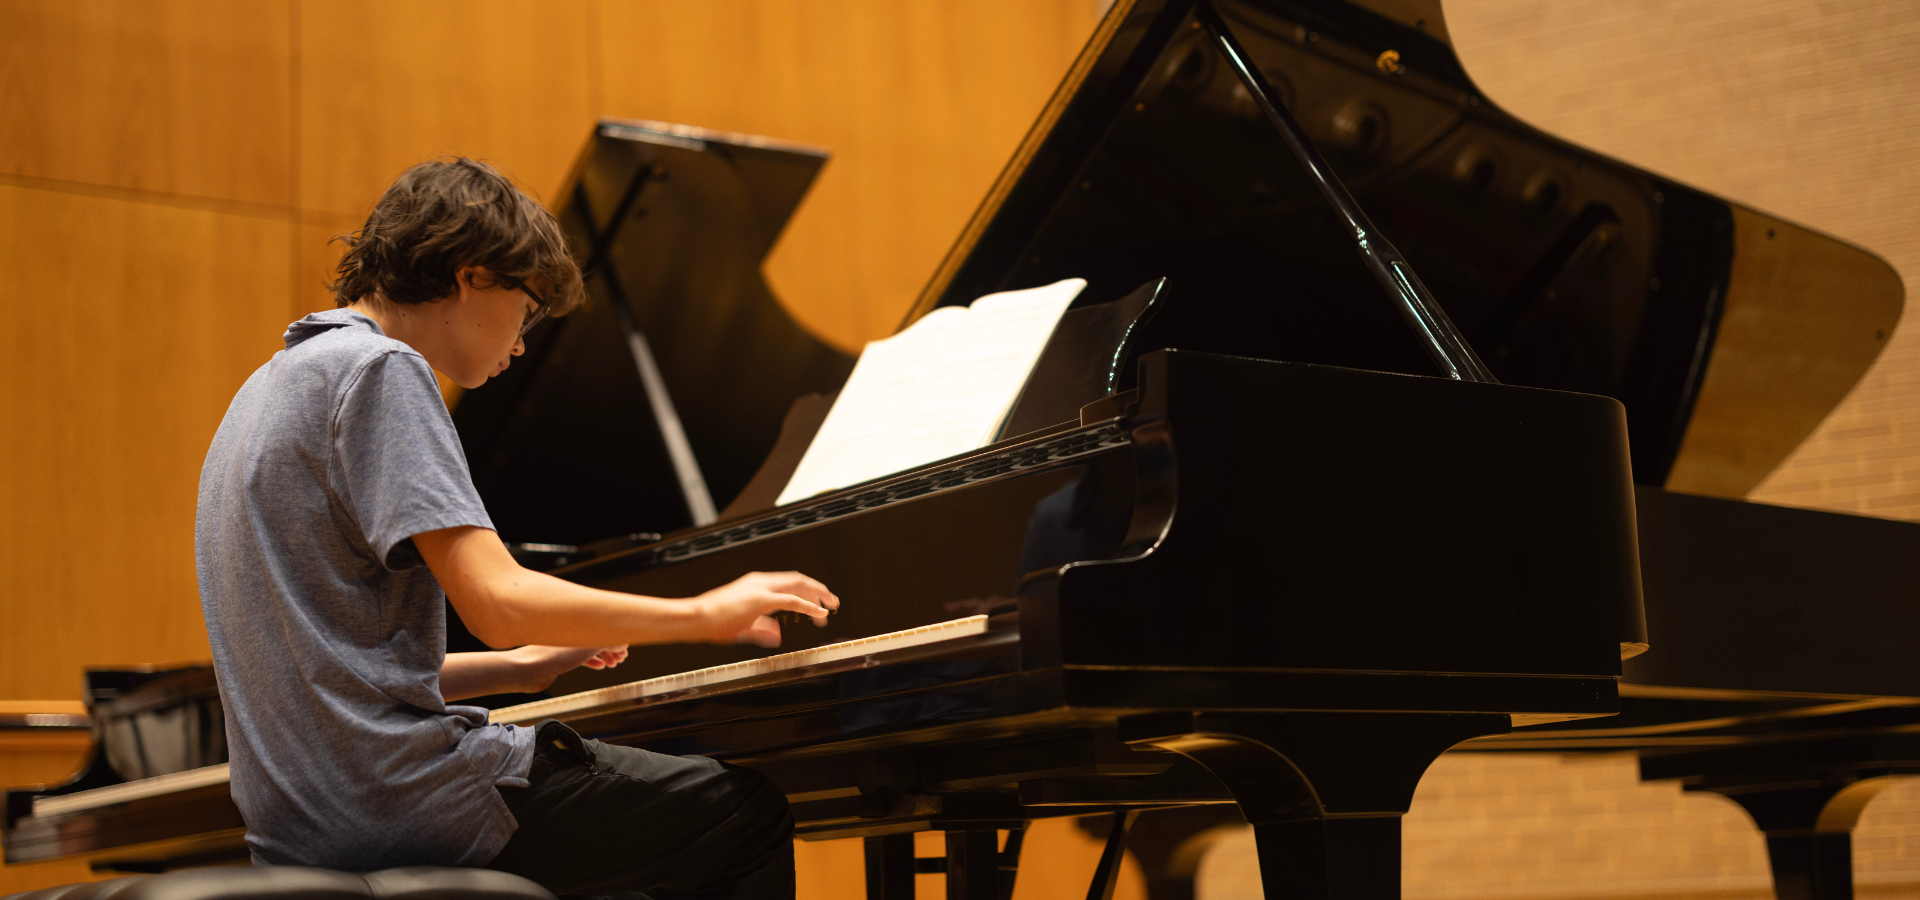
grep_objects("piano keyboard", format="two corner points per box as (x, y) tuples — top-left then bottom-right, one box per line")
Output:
(490, 615), (991, 725)
(28, 616), (992, 819)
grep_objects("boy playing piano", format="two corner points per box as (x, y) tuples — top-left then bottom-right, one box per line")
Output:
(195, 157), (836, 899)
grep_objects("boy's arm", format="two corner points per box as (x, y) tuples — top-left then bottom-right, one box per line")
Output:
(440, 645), (629, 701)
(414, 525), (838, 650)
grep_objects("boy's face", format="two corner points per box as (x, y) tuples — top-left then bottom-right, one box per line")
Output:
(440, 266), (540, 390)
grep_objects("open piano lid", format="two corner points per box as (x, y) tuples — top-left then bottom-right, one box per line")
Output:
(459, 0), (1901, 550)
(913, 0), (1901, 492)
(453, 120), (855, 545)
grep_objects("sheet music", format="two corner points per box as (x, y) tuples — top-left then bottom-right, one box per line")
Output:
(776, 279), (1086, 505)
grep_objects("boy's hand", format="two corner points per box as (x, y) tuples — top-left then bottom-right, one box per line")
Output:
(579, 646), (630, 669)
(515, 644), (629, 690)
(441, 644), (630, 700)
(693, 571), (839, 648)
(539, 645), (628, 671)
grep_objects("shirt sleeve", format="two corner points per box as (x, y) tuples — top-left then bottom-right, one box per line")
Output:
(333, 350), (495, 570)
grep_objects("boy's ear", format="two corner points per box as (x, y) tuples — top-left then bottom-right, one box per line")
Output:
(454, 265), (500, 300)
(451, 265), (481, 303)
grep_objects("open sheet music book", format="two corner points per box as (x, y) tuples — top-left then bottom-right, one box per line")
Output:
(775, 278), (1087, 506)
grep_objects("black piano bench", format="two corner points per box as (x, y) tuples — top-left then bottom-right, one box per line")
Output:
(0, 867), (556, 900)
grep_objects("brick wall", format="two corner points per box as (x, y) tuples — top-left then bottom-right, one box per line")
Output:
(1195, 752), (1920, 899)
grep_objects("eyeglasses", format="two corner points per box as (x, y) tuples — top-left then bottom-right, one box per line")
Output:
(518, 286), (550, 338)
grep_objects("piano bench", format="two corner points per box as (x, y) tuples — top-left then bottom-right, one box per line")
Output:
(0, 867), (556, 900)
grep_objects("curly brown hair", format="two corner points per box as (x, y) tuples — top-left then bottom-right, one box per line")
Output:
(329, 157), (584, 315)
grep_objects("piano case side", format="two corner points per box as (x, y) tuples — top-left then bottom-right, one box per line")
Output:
(1049, 349), (1643, 679)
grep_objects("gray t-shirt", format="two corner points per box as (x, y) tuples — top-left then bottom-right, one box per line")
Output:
(195, 309), (534, 869)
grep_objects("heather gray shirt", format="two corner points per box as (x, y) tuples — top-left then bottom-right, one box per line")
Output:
(195, 309), (534, 869)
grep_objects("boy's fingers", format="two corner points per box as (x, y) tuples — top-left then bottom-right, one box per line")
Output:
(767, 593), (829, 619)
(774, 572), (835, 607)
(745, 615), (782, 647)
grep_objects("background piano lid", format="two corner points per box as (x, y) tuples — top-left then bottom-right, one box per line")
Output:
(453, 118), (856, 545)
(908, 0), (1902, 493)
(1627, 486), (1920, 699)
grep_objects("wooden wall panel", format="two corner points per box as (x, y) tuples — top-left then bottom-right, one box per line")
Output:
(295, 217), (355, 318)
(1440, 0), (1920, 519)
(599, 0), (1097, 350)
(0, 185), (290, 700)
(0, 0), (292, 206)
(296, 0), (600, 218)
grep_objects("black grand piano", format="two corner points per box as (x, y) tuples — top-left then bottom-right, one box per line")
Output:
(6, 1), (1908, 899)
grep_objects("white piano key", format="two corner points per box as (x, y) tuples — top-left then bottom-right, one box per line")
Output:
(490, 615), (990, 725)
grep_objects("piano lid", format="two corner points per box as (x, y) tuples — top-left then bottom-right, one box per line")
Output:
(911, 0), (1902, 491)
(453, 119), (855, 544)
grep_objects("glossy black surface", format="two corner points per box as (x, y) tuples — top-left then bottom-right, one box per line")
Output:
(4, 667), (224, 833)
(922, 0), (1730, 484)
(1627, 487), (1920, 697)
(1463, 491), (1920, 900)
(999, 279), (1166, 440)
(542, 351), (1639, 700)
(502, 352), (1636, 846)
(1043, 350), (1639, 676)
(1193, 0), (1494, 383)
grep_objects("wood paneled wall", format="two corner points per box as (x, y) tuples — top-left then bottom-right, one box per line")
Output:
(599, 2), (1098, 342)
(0, 0), (1095, 703)
(0, 2), (1108, 893)
(11, 0), (1906, 698)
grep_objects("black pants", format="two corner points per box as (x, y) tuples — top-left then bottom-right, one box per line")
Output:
(489, 721), (794, 899)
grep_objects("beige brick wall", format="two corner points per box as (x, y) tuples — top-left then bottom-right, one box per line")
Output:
(1443, 0), (1920, 520)
(1195, 752), (1920, 900)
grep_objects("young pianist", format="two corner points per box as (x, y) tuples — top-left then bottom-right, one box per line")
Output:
(195, 157), (837, 899)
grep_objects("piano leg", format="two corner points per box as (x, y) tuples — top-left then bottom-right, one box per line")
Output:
(1120, 711), (1511, 900)
(1078, 806), (1246, 900)
(1000, 825), (1027, 899)
(858, 823), (1025, 900)
(946, 828), (1005, 900)
(1640, 734), (1920, 900)
(1675, 780), (1899, 900)
(865, 833), (916, 900)
(1085, 810), (1141, 900)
